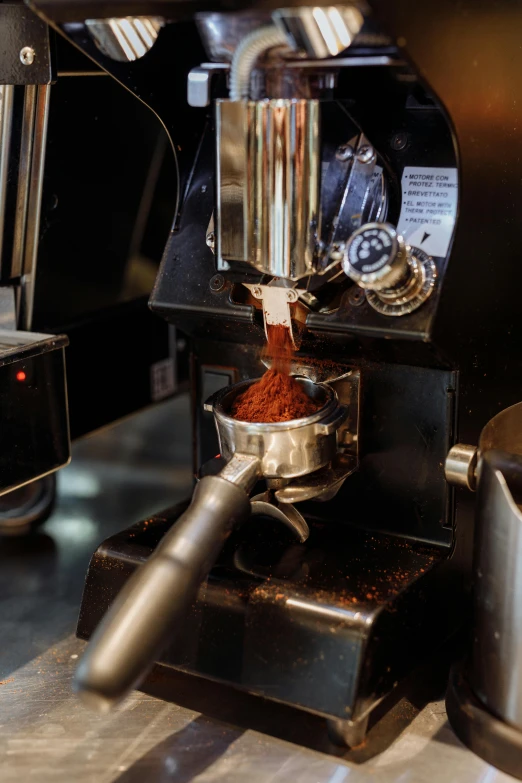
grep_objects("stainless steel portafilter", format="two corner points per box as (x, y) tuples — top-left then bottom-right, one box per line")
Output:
(73, 377), (347, 711)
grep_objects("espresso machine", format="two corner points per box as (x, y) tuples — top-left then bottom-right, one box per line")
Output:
(18, 0), (522, 768)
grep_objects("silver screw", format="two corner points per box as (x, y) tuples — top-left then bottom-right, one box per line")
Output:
(205, 231), (215, 250)
(209, 274), (225, 293)
(348, 287), (365, 307)
(20, 46), (35, 66)
(252, 286), (263, 298)
(329, 242), (345, 262)
(390, 131), (408, 151)
(335, 144), (354, 162)
(356, 144), (375, 164)
(286, 289), (298, 302)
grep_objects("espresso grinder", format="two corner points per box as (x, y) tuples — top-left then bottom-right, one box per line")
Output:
(40, 0), (522, 755)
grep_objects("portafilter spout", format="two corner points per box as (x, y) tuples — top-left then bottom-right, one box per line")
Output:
(73, 377), (347, 711)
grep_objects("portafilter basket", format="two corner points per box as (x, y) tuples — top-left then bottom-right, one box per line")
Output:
(73, 377), (347, 711)
(210, 377), (345, 479)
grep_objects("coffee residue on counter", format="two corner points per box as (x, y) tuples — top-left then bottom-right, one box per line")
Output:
(231, 325), (321, 423)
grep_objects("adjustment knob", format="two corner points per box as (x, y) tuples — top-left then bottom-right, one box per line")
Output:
(342, 221), (438, 317)
(343, 222), (408, 291)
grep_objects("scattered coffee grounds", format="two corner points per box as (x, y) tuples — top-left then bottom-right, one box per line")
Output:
(231, 325), (322, 423)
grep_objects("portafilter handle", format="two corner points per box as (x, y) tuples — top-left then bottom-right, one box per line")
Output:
(73, 456), (259, 712)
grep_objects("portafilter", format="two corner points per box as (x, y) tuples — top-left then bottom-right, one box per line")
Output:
(73, 377), (347, 711)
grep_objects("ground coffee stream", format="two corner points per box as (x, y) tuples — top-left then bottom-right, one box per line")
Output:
(231, 325), (321, 423)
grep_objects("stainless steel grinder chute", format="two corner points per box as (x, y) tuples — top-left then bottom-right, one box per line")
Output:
(73, 376), (349, 711)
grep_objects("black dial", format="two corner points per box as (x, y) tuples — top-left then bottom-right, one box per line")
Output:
(343, 222), (408, 290)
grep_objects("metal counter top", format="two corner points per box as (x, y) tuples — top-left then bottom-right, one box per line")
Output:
(0, 397), (516, 782)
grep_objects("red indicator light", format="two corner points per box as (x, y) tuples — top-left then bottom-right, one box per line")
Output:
(16, 370), (26, 382)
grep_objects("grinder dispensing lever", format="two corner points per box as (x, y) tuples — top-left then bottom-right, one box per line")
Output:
(342, 222), (438, 317)
(246, 283), (299, 348)
(73, 454), (260, 712)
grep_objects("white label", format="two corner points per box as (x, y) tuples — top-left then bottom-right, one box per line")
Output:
(397, 167), (458, 257)
(150, 358), (176, 402)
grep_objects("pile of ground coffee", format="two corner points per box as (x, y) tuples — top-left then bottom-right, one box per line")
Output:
(231, 325), (321, 423)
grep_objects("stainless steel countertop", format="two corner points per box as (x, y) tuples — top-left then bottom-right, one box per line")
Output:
(0, 397), (516, 782)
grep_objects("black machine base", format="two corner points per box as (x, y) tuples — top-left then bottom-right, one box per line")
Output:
(447, 663), (522, 780)
(78, 502), (462, 730)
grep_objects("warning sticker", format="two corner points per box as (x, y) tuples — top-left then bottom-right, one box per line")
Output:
(397, 167), (458, 258)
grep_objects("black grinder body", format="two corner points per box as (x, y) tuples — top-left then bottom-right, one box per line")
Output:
(49, 0), (522, 730)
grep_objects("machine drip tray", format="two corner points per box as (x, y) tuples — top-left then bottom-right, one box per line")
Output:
(447, 663), (522, 780)
(78, 503), (462, 726)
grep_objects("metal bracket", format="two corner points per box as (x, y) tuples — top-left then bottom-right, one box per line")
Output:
(0, 4), (52, 85)
(244, 282), (298, 347)
(275, 452), (357, 504)
(320, 133), (386, 279)
(250, 490), (309, 542)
